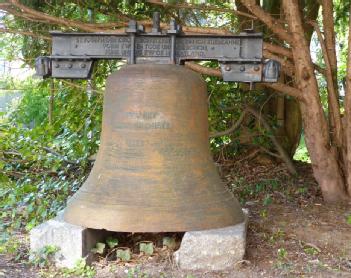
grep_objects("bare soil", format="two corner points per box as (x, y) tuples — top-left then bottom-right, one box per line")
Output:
(1, 159), (351, 277)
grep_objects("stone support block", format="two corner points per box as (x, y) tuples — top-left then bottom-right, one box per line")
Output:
(174, 209), (248, 271)
(30, 211), (110, 268)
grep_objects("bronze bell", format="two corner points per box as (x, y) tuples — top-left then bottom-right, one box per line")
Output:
(64, 64), (244, 232)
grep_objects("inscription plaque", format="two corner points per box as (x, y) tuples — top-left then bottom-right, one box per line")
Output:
(53, 34), (261, 62)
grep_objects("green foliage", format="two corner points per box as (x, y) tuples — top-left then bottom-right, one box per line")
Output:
(0, 233), (21, 255)
(60, 259), (96, 278)
(127, 266), (149, 278)
(0, 78), (103, 233)
(29, 245), (59, 268)
(231, 178), (281, 203)
(207, 73), (276, 158)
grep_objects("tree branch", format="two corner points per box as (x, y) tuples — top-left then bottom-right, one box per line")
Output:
(184, 62), (222, 77)
(263, 83), (303, 101)
(311, 21), (342, 146)
(239, 0), (293, 45)
(263, 43), (293, 59)
(146, 0), (257, 20)
(321, 0), (338, 89)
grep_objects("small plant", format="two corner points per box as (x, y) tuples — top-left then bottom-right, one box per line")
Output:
(260, 209), (268, 218)
(269, 228), (285, 243)
(162, 237), (177, 250)
(139, 241), (154, 255)
(304, 247), (320, 256)
(263, 194), (272, 206)
(346, 214), (351, 225)
(0, 234), (19, 254)
(116, 247), (132, 262)
(91, 242), (105, 255)
(277, 248), (288, 260)
(61, 259), (96, 278)
(106, 237), (118, 249)
(29, 245), (59, 268)
(127, 266), (148, 278)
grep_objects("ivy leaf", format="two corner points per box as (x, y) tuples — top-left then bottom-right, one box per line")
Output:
(106, 237), (118, 249)
(116, 248), (131, 261)
(139, 242), (154, 255)
(162, 237), (177, 250)
(91, 242), (105, 254)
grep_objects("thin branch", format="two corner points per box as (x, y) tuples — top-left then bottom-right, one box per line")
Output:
(246, 106), (297, 175)
(146, 0), (257, 20)
(321, 0), (338, 88)
(210, 110), (247, 138)
(212, 104), (297, 175)
(259, 146), (281, 158)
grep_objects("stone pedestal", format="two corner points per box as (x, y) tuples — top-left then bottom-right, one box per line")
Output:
(30, 209), (248, 270)
(29, 211), (110, 268)
(174, 209), (248, 271)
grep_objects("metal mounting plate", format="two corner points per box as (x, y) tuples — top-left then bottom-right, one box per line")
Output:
(35, 14), (281, 83)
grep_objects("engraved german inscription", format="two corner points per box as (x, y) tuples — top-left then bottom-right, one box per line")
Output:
(114, 111), (171, 130)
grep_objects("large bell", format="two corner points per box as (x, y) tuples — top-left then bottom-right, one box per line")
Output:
(64, 64), (244, 232)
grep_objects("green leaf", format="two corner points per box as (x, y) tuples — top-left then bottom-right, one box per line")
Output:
(116, 248), (131, 261)
(139, 242), (154, 255)
(91, 242), (105, 254)
(162, 237), (177, 250)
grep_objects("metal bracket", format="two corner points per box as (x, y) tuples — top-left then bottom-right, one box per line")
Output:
(35, 13), (280, 83)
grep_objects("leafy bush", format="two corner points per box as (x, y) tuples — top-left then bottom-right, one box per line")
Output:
(0, 78), (103, 232)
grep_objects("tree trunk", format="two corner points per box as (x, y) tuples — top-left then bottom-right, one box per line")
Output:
(282, 0), (348, 202)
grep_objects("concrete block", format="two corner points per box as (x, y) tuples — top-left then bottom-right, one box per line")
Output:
(174, 209), (248, 271)
(30, 211), (109, 268)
